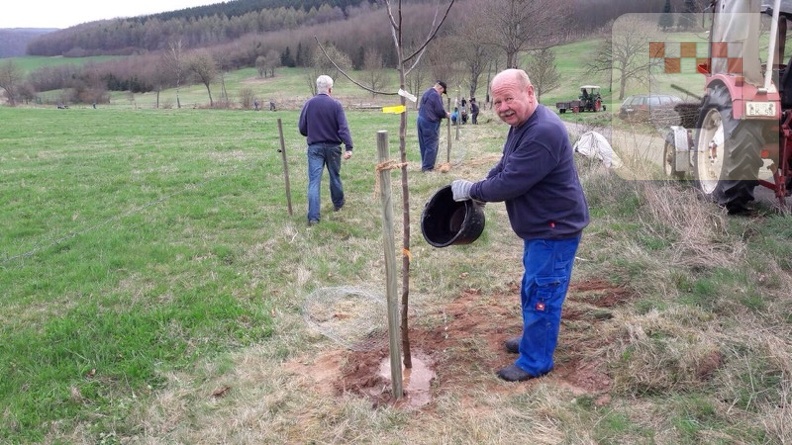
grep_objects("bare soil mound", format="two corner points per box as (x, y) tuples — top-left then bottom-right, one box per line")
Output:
(289, 279), (632, 410)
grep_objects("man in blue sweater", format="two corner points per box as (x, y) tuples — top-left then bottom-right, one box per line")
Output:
(416, 81), (450, 172)
(451, 69), (590, 382)
(299, 75), (354, 226)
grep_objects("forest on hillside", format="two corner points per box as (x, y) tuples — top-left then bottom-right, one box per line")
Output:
(1, 0), (710, 107)
(0, 29), (56, 58)
(24, 0), (708, 57)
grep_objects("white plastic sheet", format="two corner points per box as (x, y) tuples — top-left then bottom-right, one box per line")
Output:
(573, 131), (623, 169)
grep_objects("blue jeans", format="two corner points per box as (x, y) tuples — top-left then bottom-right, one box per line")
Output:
(307, 143), (344, 222)
(416, 115), (440, 171)
(515, 235), (581, 376)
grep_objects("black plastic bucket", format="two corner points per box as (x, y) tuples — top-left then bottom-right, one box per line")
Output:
(420, 185), (485, 248)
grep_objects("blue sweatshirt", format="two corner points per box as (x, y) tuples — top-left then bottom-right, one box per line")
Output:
(469, 105), (589, 240)
(298, 93), (353, 150)
(418, 87), (447, 123)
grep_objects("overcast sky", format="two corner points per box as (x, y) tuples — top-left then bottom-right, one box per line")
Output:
(1, 1), (218, 29)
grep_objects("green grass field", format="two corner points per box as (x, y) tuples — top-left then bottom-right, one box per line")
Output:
(10, 55), (124, 74)
(3, 31), (792, 444)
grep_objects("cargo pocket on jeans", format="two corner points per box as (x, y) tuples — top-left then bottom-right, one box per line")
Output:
(532, 276), (565, 313)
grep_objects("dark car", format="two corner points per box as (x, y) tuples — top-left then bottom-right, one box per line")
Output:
(618, 93), (683, 122)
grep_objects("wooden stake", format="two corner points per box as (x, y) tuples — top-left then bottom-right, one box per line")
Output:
(376, 130), (403, 399)
(277, 118), (293, 216)
(446, 97), (452, 163)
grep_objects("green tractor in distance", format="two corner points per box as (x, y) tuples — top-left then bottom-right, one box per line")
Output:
(556, 85), (606, 113)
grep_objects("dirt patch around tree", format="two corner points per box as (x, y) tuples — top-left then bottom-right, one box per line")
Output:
(287, 278), (632, 410)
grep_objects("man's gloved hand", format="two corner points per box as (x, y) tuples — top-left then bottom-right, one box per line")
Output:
(451, 179), (474, 202)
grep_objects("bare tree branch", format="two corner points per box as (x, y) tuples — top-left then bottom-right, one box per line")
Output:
(402, 0), (456, 63)
(384, 0), (400, 32)
(314, 36), (397, 96)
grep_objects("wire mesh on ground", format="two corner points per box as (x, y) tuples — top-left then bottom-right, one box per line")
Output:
(302, 286), (389, 351)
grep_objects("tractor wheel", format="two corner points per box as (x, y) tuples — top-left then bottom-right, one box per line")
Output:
(693, 84), (764, 214)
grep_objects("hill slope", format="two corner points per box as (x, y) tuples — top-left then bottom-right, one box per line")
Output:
(0, 28), (57, 58)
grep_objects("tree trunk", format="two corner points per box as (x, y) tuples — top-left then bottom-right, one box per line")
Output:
(397, 55), (413, 371)
(205, 83), (213, 107)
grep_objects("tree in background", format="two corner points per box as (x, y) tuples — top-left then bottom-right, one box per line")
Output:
(188, 50), (218, 107)
(239, 86), (255, 109)
(280, 46), (296, 67)
(678, 0), (702, 30)
(162, 39), (187, 109)
(146, 56), (173, 108)
(476, 0), (565, 69)
(362, 48), (388, 98)
(305, 42), (351, 95)
(265, 49), (281, 77)
(405, 61), (429, 110)
(659, 0), (674, 31)
(452, 5), (497, 100)
(256, 55), (268, 77)
(587, 15), (659, 100)
(0, 60), (23, 106)
(526, 47), (560, 103)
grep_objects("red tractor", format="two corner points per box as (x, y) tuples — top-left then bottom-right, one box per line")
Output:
(664, 0), (792, 213)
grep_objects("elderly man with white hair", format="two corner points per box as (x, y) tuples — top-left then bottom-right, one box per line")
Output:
(298, 75), (354, 226)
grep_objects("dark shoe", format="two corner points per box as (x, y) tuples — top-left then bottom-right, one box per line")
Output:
(334, 205), (343, 212)
(496, 364), (535, 382)
(504, 336), (520, 354)
(308, 219), (319, 226)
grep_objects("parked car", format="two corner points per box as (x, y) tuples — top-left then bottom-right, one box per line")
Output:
(618, 93), (683, 122)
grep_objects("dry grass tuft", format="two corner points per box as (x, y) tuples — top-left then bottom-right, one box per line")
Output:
(606, 309), (725, 395)
(639, 181), (746, 270)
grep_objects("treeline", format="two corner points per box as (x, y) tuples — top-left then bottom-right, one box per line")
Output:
(146, 0), (371, 22)
(26, 2), (377, 57)
(6, 0), (712, 107)
(0, 29), (57, 58)
(26, 0), (708, 58)
(18, 3), (432, 105)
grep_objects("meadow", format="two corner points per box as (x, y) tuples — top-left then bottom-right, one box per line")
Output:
(2, 31), (792, 444)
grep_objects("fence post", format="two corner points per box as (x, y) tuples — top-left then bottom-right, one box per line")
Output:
(277, 118), (293, 216)
(376, 130), (403, 399)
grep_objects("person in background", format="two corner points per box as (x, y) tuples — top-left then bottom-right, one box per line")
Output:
(460, 97), (468, 124)
(416, 80), (449, 172)
(298, 74), (353, 226)
(450, 68), (589, 382)
(451, 107), (459, 125)
(470, 98), (480, 124)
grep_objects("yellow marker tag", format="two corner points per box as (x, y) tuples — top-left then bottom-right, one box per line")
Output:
(382, 105), (406, 114)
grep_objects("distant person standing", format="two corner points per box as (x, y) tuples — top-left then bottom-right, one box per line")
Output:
(470, 98), (479, 124)
(416, 80), (449, 172)
(298, 74), (353, 226)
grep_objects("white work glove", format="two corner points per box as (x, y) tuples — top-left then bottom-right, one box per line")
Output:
(451, 180), (474, 202)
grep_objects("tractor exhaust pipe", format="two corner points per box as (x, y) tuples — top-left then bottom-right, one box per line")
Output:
(764, 0), (782, 92)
